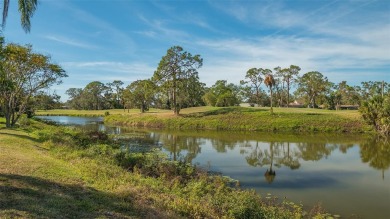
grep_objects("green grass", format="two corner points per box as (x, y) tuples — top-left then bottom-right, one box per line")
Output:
(35, 108), (171, 117)
(0, 117), (334, 218)
(0, 118), (172, 218)
(104, 106), (372, 133)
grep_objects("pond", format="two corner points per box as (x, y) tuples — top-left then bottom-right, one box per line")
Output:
(36, 116), (390, 219)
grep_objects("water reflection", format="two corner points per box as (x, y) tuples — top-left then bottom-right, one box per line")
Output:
(361, 137), (390, 180)
(154, 133), (204, 162)
(35, 116), (390, 219)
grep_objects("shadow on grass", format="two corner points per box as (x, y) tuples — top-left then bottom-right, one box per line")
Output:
(0, 174), (140, 218)
(0, 131), (42, 143)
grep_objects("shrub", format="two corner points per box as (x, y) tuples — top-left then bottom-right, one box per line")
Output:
(360, 95), (390, 135)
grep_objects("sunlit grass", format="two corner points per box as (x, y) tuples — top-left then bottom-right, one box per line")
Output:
(36, 106), (361, 119)
(34, 106), (367, 133)
(103, 106), (369, 133)
(35, 108), (171, 116)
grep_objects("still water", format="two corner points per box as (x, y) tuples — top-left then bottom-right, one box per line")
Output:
(36, 116), (390, 219)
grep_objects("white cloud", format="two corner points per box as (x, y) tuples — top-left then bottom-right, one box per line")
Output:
(195, 30), (389, 86)
(137, 14), (190, 40)
(44, 35), (98, 49)
(62, 61), (156, 76)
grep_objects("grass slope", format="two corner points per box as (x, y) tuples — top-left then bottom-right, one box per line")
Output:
(0, 119), (173, 218)
(104, 107), (371, 133)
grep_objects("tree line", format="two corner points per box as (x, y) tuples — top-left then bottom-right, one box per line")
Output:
(1, 43), (389, 134)
(64, 46), (389, 112)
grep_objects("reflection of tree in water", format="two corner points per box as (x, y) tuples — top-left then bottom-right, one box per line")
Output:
(360, 137), (390, 180)
(296, 142), (337, 161)
(158, 133), (203, 163)
(211, 139), (237, 153)
(118, 131), (161, 153)
(338, 143), (355, 154)
(278, 142), (301, 170)
(245, 142), (282, 184)
(245, 141), (340, 183)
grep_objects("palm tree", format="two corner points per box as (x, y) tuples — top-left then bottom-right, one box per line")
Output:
(2, 0), (38, 33)
(264, 73), (276, 113)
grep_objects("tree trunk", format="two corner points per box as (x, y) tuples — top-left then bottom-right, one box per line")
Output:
(287, 82), (290, 108)
(270, 87), (273, 113)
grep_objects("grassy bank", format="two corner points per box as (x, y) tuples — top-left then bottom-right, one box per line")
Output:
(35, 108), (171, 117)
(104, 107), (372, 133)
(0, 117), (335, 218)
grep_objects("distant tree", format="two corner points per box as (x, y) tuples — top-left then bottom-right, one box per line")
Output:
(152, 46), (203, 115)
(203, 80), (241, 107)
(0, 42), (66, 127)
(65, 88), (83, 109)
(284, 65), (300, 107)
(107, 80), (124, 108)
(327, 81), (361, 109)
(274, 65), (301, 107)
(264, 71), (275, 113)
(359, 81), (389, 100)
(123, 79), (155, 113)
(241, 68), (263, 106)
(295, 71), (331, 108)
(184, 76), (206, 108)
(273, 67), (287, 106)
(83, 81), (108, 110)
(2, 0), (38, 33)
(33, 91), (61, 110)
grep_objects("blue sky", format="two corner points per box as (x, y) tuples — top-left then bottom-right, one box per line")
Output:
(3, 0), (390, 100)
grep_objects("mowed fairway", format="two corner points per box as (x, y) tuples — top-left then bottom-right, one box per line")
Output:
(36, 106), (361, 119)
(35, 106), (368, 133)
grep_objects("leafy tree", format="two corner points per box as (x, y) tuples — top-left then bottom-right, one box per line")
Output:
(83, 81), (109, 110)
(241, 68), (263, 106)
(152, 46), (203, 115)
(0, 42), (66, 127)
(33, 91), (61, 110)
(264, 72), (275, 113)
(2, 0), (38, 33)
(107, 80), (124, 108)
(183, 76), (206, 108)
(123, 79), (156, 113)
(359, 81), (389, 100)
(335, 81), (352, 107)
(295, 71), (331, 108)
(203, 80), (241, 107)
(65, 88), (83, 109)
(278, 65), (301, 107)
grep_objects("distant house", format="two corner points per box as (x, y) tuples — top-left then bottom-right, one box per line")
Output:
(288, 100), (304, 108)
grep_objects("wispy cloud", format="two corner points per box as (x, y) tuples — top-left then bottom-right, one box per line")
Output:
(62, 61), (155, 77)
(196, 29), (389, 86)
(44, 35), (98, 49)
(138, 15), (190, 40)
